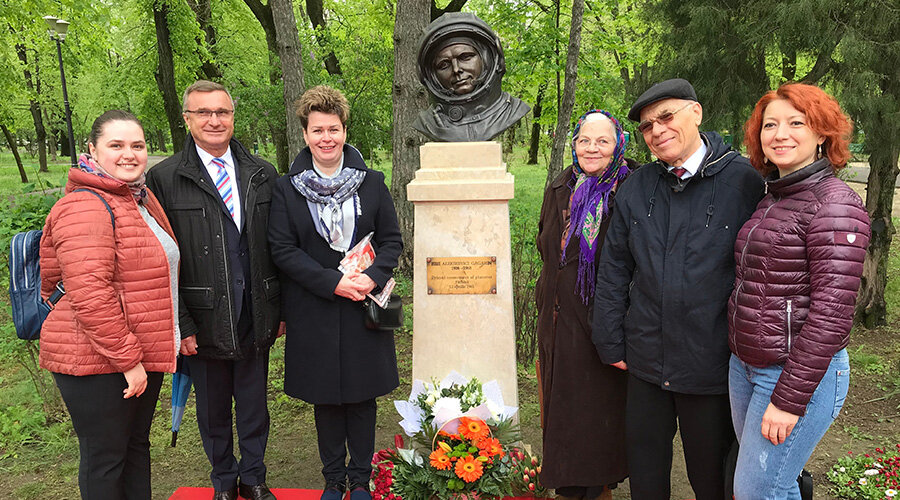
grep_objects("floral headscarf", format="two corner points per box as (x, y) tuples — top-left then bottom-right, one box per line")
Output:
(562, 109), (629, 303)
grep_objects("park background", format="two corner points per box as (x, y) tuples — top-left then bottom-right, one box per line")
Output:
(0, 0), (898, 498)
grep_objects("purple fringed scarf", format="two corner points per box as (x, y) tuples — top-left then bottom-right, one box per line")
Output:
(77, 154), (147, 204)
(562, 109), (630, 303)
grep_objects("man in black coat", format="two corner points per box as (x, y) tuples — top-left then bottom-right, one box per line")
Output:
(592, 79), (765, 500)
(146, 80), (282, 500)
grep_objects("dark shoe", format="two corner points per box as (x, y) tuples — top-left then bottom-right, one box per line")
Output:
(239, 481), (276, 500)
(213, 487), (238, 500)
(348, 482), (371, 500)
(321, 479), (346, 500)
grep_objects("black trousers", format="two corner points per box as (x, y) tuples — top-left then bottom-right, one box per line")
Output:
(314, 399), (377, 486)
(625, 374), (735, 500)
(54, 371), (164, 500)
(188, 351), (270, 491)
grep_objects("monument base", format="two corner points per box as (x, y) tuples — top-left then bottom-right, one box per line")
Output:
(407, 142), (518, 408)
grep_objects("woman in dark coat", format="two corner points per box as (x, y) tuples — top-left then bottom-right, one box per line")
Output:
(268, 85), (402, 500)
(535, 110), (631, 500)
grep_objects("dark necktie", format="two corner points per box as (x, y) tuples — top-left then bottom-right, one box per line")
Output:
(672, 167), (688, 178)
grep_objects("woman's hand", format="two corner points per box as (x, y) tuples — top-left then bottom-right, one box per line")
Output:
(760, 402), (800, 445)
(123, 362), (148, 399)
(352, 274), (377, 295)
(335, 273), (368, 301)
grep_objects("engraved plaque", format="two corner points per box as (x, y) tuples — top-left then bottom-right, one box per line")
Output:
(426, 256), (497, 295)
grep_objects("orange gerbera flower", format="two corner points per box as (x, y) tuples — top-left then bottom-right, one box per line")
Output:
(458, 417), (490, 440)
(477, 437), (504, 458)
(454, 455), (484, 483)
(429, 449), (452, 470)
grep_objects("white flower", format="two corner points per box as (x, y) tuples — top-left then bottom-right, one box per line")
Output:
(859, 478), (868, 485)
(885, 489), (897, 497)
(864, 469), (880, 476)
(425, 394), (436, 406)
(839, 467), (846, 472)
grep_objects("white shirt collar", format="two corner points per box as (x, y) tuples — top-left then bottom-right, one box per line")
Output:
(669, 140), (707, 178)
(195, 144), (234, 171)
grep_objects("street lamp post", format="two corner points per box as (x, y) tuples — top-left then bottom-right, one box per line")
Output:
(43, 15), (76, 168)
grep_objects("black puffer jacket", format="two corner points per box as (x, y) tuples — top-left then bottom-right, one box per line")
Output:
(729, 159), (870, 415)
(592, 132), (765, 394)
(146, 136), (281, 359)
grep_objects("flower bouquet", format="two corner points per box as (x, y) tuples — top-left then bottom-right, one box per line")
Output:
(508, 448), (549, 498)
(372, 372), (522, 500)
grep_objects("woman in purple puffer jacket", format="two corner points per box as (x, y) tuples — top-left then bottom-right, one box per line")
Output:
(727, 83), (870, 499)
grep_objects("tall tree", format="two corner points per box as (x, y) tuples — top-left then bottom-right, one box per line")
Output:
(546, 0), (585, 185)
(244, 0), (291, 172)
(306, 0), (342, 75)
(16, 44), (48, 173)
(271, 0), (306, 159)
(1, 124), (28, 183)
(527, 83), (546, 165)
(153, 0), (187, 152)
(390, 0), (430, 275)
(186, 0), (223, 80)
(844, 0), (900, 327)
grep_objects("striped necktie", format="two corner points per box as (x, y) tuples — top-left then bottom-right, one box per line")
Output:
(212, 157), (235, 218)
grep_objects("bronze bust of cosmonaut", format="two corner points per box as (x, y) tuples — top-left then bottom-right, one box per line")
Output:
(413, 12), (530, 142)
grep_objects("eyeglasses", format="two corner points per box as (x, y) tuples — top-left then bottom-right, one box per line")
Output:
(183, 109), (235, 120)
(636, 102), (694, 134)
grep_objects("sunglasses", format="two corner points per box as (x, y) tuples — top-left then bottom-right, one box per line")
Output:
(637, 102), (694, 134)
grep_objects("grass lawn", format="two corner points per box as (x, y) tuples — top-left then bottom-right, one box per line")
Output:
(0, 146), (896, 499)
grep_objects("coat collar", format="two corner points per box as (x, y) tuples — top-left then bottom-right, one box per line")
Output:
(766, 158), (832, 197)
(288, 144), (367, 176)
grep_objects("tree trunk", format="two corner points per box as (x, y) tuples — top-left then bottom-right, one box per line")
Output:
(546, 0), (585, 185)
(431, 0), (469, 21)
(17, 45), (48, 173)
(244, 0), (290, 173)
(44, 110), (57, 161)
(271, 0), (307, 160)
(186, 0), (223, 80)
(306, 0), (342, 75)
(156, 128), (168, 153)
(1, 124), (28, 183)
(391, 0), (431, 276)
(153, 1), (187, 153)
(527, 83), (546, 165)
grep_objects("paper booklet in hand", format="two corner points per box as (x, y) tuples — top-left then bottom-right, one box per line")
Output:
(338, 232), (395, 308)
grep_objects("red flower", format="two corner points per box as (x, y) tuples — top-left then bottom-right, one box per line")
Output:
(455, 455), (484, 482)
(459, 417), (490, 441)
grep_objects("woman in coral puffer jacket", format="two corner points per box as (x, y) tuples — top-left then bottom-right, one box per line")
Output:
(39, 110), (179, 500)
(727, 83), (871, 499)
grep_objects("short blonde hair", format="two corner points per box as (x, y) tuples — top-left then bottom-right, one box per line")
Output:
(295, 85), (350, 129)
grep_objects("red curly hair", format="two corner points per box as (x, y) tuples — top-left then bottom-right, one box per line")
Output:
(743, 83), (853, 176)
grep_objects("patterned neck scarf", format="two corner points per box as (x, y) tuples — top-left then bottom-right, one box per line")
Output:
(290, 166), (366, 249)
(77, 153), (147, 204)
(563, 109), (630, 303)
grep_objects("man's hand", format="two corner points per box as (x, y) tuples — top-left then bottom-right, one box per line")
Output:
(180, 335), (199, 356)
(123, 363), (147, 399)
(611, 360), (628, 371)
(760, 403), (799, 445)
(335, 273), (367, 301)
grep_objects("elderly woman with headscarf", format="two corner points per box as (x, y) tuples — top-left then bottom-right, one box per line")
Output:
(535, 110), (632, 500)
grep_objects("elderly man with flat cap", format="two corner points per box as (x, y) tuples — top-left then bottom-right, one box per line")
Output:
(591, 79), (764, 499)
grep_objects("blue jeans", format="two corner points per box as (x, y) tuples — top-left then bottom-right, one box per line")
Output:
(729, 350), (849, 500)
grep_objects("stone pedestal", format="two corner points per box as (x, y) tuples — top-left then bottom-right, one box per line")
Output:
(407, 142), (518, 408)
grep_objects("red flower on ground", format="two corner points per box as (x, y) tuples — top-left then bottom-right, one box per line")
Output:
(459, 417), (490, 441)
(455, 455), (484, 483)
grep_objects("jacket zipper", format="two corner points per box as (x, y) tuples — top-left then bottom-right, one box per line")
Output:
(731, 201), (777, 359)
(218, 208), (238, 354)
(242, 167), (263, 350)
(786, 299), (793, 353)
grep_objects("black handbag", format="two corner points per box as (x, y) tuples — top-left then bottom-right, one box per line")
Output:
(364, 293), (403, 331)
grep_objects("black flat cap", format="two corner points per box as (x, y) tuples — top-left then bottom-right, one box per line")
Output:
(627, 78), (698, 122)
